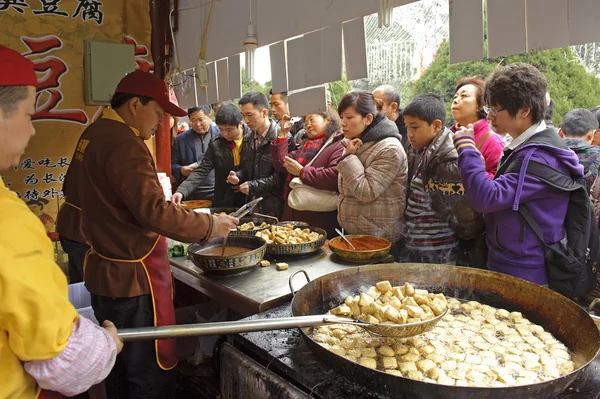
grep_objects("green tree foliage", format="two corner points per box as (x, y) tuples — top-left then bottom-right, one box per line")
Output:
(412, 40), (600, 125)
(241, 68), (271, 97)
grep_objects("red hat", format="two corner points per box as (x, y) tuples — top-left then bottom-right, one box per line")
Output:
(115, 70), (186, 117)
(0, 45), (37, 86)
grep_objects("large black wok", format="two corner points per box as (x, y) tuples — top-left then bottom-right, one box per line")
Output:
(290, 263), (600, 399)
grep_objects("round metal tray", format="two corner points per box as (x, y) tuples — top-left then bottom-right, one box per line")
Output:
(275, 221), (309, 228)
(264, 226), (327, 255)
(188, 235), (267, 276)
(328, 235), (392, 263)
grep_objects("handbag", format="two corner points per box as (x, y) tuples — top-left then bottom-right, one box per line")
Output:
(287, 135), (339, 212)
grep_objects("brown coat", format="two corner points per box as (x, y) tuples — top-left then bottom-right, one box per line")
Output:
(66, 116), (216, 298)
(56, 156), (86, 243)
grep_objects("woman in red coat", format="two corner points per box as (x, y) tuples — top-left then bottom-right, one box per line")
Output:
(271, 108), (343, 236)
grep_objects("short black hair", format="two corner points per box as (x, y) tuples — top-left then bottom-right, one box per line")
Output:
(215, 101), (243, 126)
(188, 105), (212, 117)
(111, 93), (153, 109)
(403, 93), (446, 125)
(0, 86), (28, 117)
(268, 89), (288, 102)
(560, 108), (599, 137)
(239, 91), (269, 111)
(484, 63), (547, 124)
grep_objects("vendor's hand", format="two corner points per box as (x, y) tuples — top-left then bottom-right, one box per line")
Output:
(343, 138), (363, 155)
(453, 123), (475, 143)
(278, 114), (292, 137)
(102, 320), (124, 354)
(283, 156), (303, 176)
(239, 182), (250, 195)
(181, 165), (194, 177)
(172, 192), (183, 205)
(213, 214), (239, 237)
(227, 171), (239, 185)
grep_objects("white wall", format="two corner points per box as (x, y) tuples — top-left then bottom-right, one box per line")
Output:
(176, 0), (418, 71)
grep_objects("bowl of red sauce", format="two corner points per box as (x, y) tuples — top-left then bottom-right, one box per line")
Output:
(328, 234), (391, 263)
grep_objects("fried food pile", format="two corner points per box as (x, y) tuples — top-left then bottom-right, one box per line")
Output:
(330, 281), (447, 324)
(313, 283), (575, 387)
(255, 224), (323, 245)
(236, 221), (269, 231)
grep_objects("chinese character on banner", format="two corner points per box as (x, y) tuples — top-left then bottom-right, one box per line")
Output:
(24, 188), (40, 201)
(42, 172), (57, 184)
(41, 187), (60, 199)
(20, 157), (36, 170)
(34, 0), (68, 16)
(0, 0), (29, 14)
(58, 172), (66, 183)
(123, 34), (154, 73)
(21, 36), (89, 125)
(72, 0), (103, 25)
(38, 157), (57, 168)
(57, 157), (70, 168)
(24, 173), (39, 185)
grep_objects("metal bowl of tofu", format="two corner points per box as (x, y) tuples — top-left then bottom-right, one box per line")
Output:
(291, 263), (600, 398)
(229, 216), (276, 236)
(256, 224), (327, 255)
(187, 235), (267, 276)
(328, 234), (392, 263)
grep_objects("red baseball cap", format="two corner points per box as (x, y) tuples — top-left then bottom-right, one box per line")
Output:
(115, 70), (186, 117)
(0, 45), (37, 86)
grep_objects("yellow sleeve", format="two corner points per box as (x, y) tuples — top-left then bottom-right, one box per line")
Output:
(0, 190), (78, 361)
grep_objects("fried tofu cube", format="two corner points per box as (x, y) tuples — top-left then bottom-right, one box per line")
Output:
(275, 262), (288, 270)
(331, 305), (352, 316)
(403, 282), (416, 296)
(383, 356), (398, 369)
(430, 297), (447, 316)
(366, 286), (382, 299)
(388, 296), (403, 310)
(382, 304), (401, 323)
(378, 345), (395, 357)
(376, 280), (393, 292)
(399, 361), (418, 373)
(259, 260), (271, 267)
(359, 293), (375, 307)
(406, 305), (425, 318)
(361, 347), (377, 358)
(386, 369), (403, 377)
(359, 357), (377, 369)
(391, 287), (405, 300)
(402, 297), (418, 308)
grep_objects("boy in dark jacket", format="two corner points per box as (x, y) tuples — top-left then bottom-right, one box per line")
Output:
(401, 94), (483, 264)
(453, 63), (584, 285)
(172, 102), (248, 209)
(558, 108), (600, 191)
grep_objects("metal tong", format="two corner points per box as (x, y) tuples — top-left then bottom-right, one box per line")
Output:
(221, 197), (263, 255)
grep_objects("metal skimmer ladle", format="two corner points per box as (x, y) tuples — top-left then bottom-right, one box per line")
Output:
(221, 197), (263, 256)
(335, 228), (356, 250)
(117, 308), (448, 341)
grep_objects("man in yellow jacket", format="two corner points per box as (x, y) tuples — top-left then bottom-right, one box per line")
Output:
(0, 45), (122, 399)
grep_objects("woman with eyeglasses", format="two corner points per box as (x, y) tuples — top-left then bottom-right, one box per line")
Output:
(450, 77), (505, 179)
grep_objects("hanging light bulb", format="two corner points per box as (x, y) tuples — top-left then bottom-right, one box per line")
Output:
(243, 22), (258, 81)
(378, 0), (393, 28)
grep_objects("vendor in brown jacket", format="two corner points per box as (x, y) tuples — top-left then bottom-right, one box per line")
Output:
(61, 70), (238, 399)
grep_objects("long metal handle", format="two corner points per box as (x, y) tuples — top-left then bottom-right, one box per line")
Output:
(117, 315), (366, 341)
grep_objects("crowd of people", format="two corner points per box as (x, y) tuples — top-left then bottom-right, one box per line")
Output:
(172, 62), (600, 278)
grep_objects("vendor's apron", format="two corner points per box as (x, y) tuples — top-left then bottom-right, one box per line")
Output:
(84, 236), (177, 370)
(38, 390), (63, 399)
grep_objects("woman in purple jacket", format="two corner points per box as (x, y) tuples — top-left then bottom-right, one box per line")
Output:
(272, 108), (343, 236)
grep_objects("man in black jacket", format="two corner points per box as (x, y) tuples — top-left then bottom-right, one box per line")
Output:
(172, 102), (248, 209)
(226, 91), (284, 218)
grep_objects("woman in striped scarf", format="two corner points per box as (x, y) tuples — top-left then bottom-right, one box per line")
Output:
(271, 108), (344, 236)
